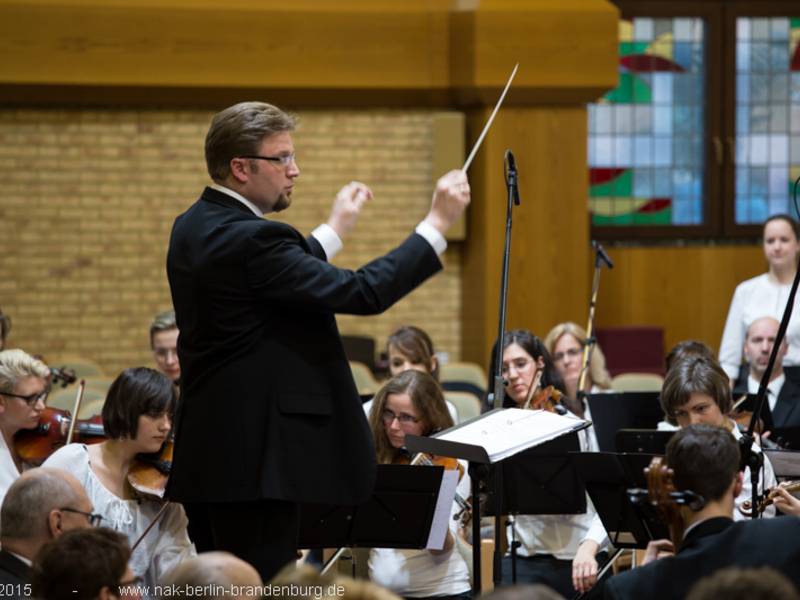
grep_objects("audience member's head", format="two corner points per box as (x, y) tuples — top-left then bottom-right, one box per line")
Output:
(743, 316), (786, 380)
(0, 308), (10, 351)
(543, 322), (612, 396)
(386, 325), (439, 381)
(664, 340), (715, 373)
(660, 356), (731, 427)
(31, 528), (133, 600)
(150, 310), (180, 382)
(268, 564), (401, 600)
(666, 424), (742, 519)
(160, 552), (261, 600)
(686, 566), (800, 600)
(481, 583), (565, 600)
(1, 468), (98, 559)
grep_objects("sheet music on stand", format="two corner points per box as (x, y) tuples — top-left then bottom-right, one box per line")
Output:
(432, 408), (590, 463)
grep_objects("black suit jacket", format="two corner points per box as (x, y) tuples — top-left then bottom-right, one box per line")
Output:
(772, 376), (800, 429)
(603, 516), (800, 599)
(0, 550), (30, 590)
(166, 187), (442, 504)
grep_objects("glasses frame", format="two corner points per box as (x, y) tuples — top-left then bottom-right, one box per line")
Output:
(1, 389), (49, 406)
(238, 153), (296, 167)
(381, 409), (421, 426)
(59, 507), (104, 527)
(552, 346), (584, 363)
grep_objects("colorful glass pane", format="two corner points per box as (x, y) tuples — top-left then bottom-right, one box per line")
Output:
(735, 17), (800, 224)
(588, 18), (706, 226)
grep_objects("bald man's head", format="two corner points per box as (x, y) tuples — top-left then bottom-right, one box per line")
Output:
(1, 467), (94, 558)
(744, 316), (786, 379)
(161, 552), (261, 600)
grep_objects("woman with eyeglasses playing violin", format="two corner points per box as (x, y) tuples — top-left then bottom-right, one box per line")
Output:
(43, 367), (194, 592)
(366, 370), (472, 600)
(486, 330), (608, 598)
(0, 349), (50, 504)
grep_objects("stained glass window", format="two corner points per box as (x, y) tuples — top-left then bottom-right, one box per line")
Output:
(735, 17), (800, 224)
(588, 17), (706, 227)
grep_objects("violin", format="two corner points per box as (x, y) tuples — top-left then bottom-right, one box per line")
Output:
(528, 385), (567, 415)
(128, 439), (173, 499)
(15, 407), (105, 465)
(739, 479), (800, 517)
(50, 366), (77, 388)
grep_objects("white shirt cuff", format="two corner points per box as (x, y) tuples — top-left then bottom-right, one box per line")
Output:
(415, 221), (447, 256)
(311, 224), (343, 260)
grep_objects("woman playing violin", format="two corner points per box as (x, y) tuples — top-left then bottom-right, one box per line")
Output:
(43, 367), (194, 591)
(487, 330), (607, 598)
(0, 349), (49, 503)
(367, 370), (472, 600)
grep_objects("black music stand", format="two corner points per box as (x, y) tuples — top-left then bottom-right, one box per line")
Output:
(405, 408), (591, 593)
(571, 452), (669, 549)
(770, 426), (800, 450)
(297, 464), (450, 573)
(615, 429), (675, 455)
(764, 448), (800, 478)
(587, 392), (664, 452)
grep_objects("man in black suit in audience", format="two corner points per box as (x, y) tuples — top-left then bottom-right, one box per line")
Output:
(0, 468), (96, 595)
(735, 316), (800, 429)
(603, 424), (800, 600)
(167, 101), (470, 581)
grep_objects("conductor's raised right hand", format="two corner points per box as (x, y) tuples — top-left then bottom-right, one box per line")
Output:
(424, 170), (470, 236)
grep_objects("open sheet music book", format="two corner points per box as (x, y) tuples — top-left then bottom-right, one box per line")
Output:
(435, 408), (589, 463)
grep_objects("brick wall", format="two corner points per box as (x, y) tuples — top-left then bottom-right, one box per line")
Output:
(0, 109), (462, 377)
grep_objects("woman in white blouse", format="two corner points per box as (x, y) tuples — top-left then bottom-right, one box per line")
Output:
(44, 367), (195, 591)
(719, 214), (800, 381)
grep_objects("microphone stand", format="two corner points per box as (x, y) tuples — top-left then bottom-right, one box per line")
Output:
(489, 149), (521, 586)
(575, 242), (614, 412)
(740, 175), (800, 519)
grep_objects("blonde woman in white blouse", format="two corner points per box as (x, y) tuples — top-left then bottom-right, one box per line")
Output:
(719, 214), (800, 381)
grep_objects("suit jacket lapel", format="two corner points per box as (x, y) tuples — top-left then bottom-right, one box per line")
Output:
(774, 380), (800, 427)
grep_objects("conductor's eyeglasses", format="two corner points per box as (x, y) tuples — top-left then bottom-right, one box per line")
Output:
(238, 153), (297, 168)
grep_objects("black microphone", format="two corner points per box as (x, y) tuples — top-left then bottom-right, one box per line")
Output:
(505, 150), (520, 206)
(592, 241), (614, 269)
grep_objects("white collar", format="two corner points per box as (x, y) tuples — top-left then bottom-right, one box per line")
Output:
(747, 372), (785, 397)
(210, 183), (263, 217)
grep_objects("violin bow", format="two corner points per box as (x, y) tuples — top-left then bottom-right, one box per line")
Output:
(131, 502), (170, 552)
(462, 63), (519, 172)
(65, 380), (86, 445)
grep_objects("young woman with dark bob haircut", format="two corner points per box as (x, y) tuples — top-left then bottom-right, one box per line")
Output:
(44, 367), (195, 590)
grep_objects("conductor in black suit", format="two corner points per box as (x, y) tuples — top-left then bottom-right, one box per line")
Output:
(603, 424), (800, 600)
(166, 101), (470, 580)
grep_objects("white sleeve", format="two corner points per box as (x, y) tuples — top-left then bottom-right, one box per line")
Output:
(310, 223), (343, 260)
(150, 503), (197, 581)
(581, 511), (610, 548)
(719, 284), (747, 380)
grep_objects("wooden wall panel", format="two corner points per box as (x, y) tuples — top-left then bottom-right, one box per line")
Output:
(462, 106), (591, 368)
(595, 245), (767, 356)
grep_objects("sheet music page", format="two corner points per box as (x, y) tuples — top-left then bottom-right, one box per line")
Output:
(437, 408), (587, 462)
(425, 469), (459, 550)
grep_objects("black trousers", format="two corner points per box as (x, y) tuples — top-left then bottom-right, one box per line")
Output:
(183, 499), (298, 583)
(501, 554), (575, 598)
